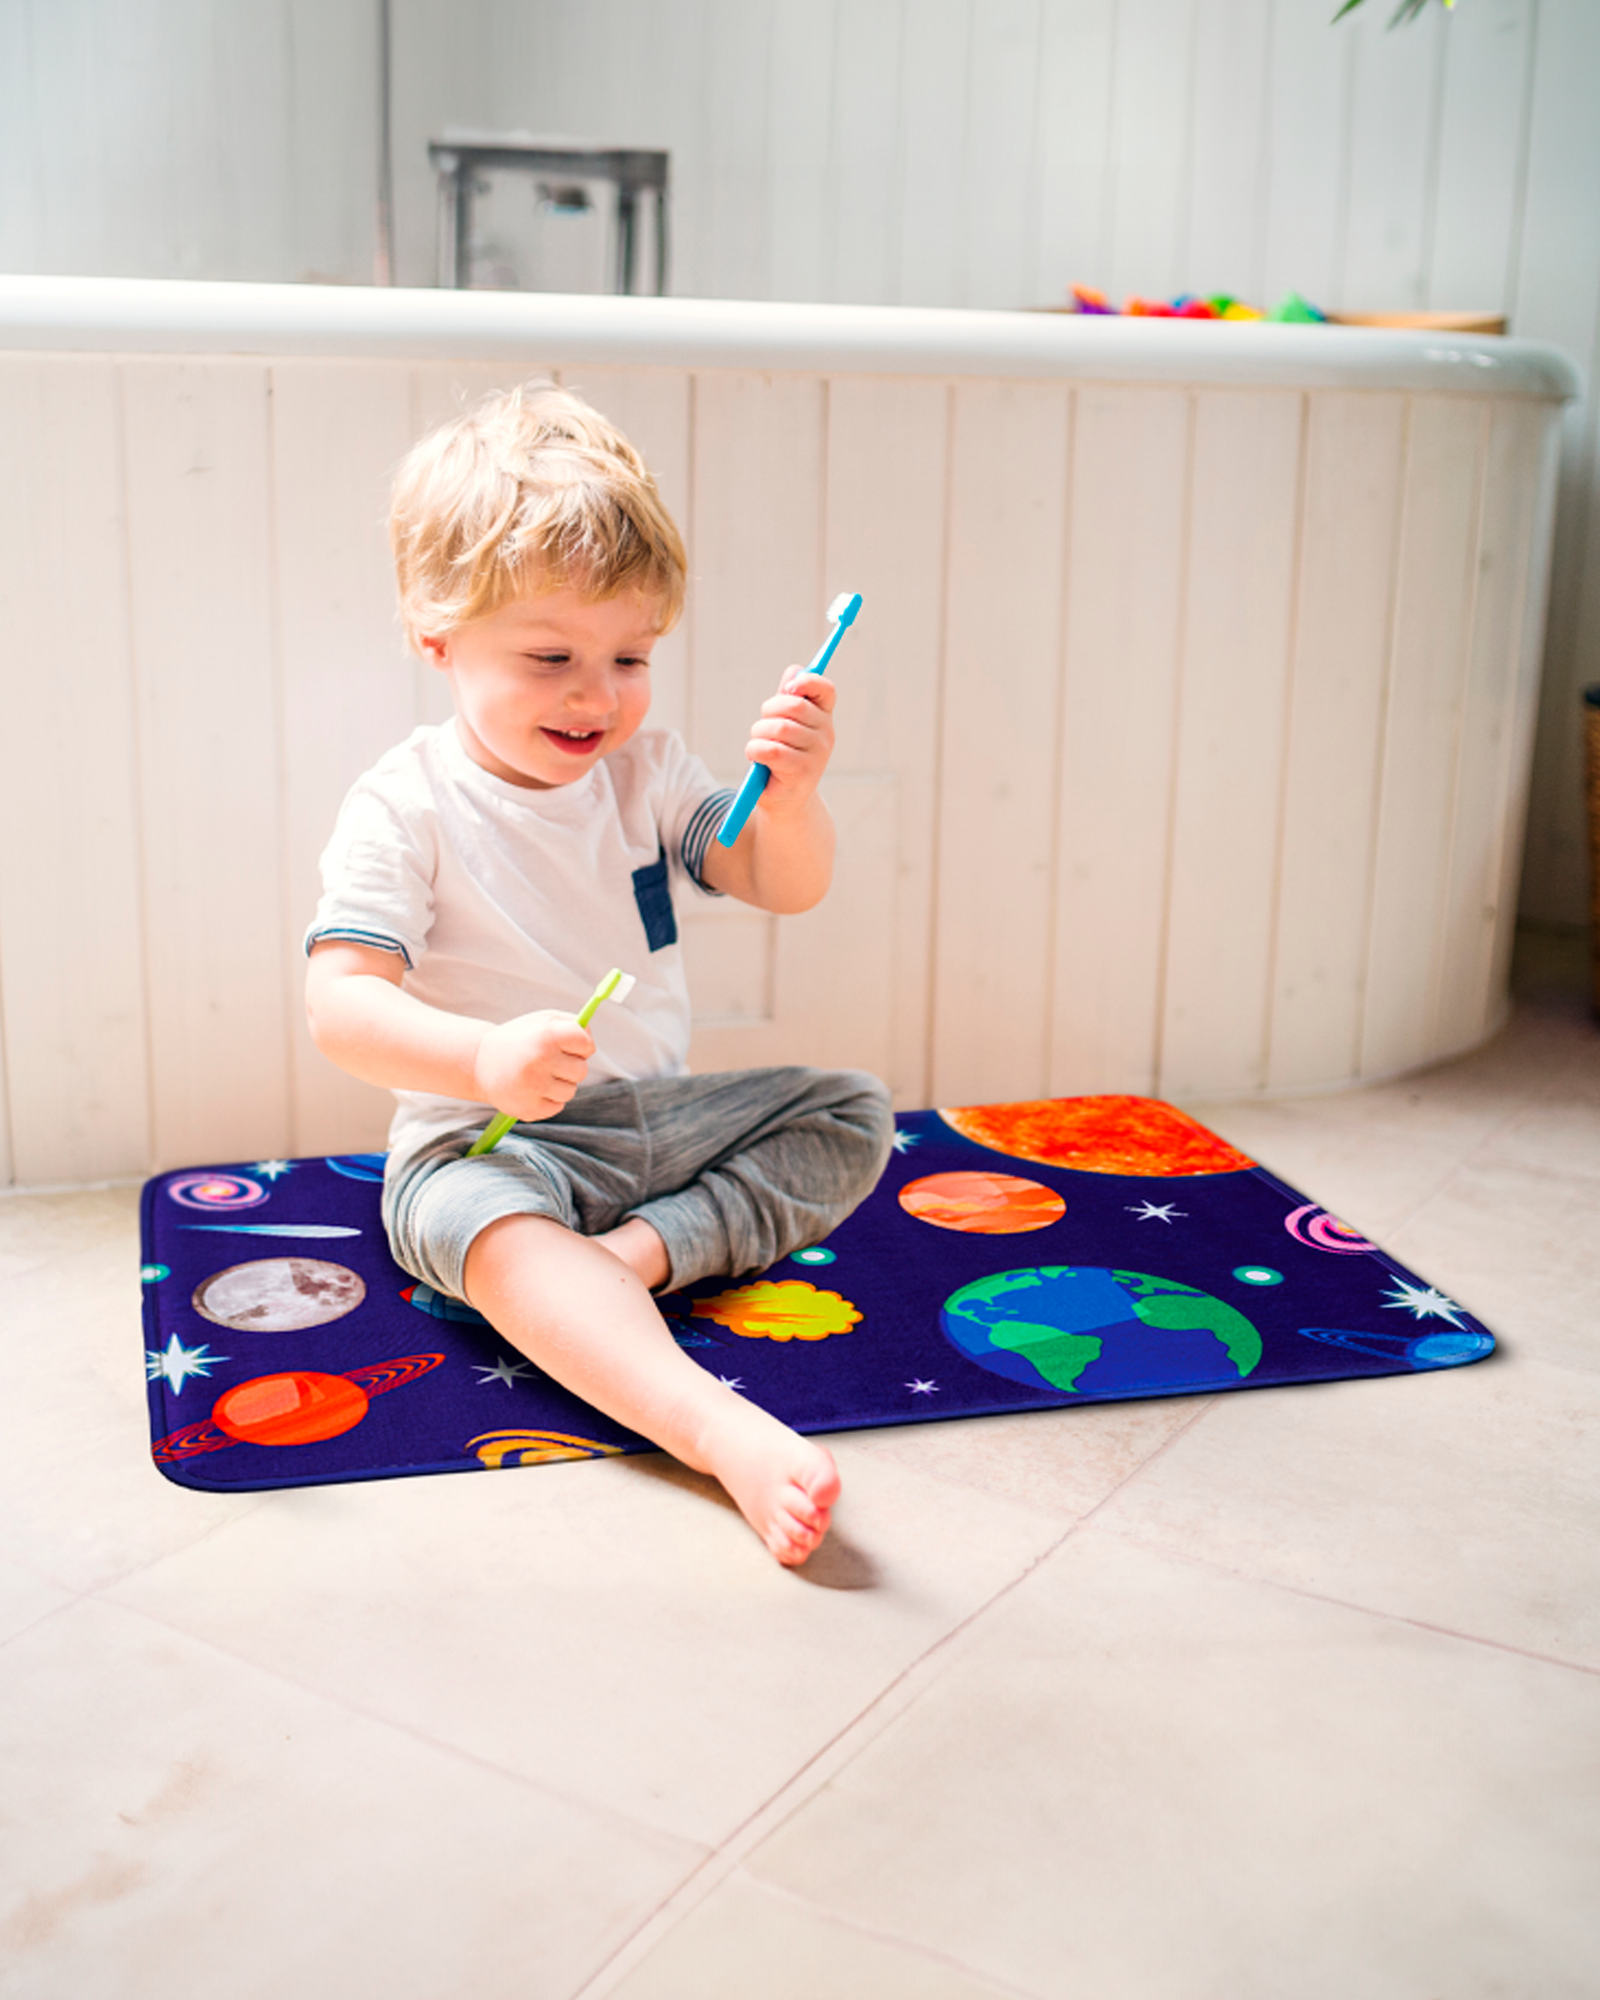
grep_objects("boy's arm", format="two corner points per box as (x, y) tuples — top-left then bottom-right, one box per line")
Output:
(698, 670), (837, 912)
(305, 941), (594, 1122)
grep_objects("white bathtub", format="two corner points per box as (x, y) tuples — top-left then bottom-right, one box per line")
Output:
(0, 277), (1575, 1186)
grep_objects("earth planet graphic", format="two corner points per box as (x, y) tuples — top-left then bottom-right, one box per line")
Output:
(941, 1266), (1262, 1397)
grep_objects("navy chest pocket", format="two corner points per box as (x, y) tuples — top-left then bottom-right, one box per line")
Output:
(631, 847), (678, 952)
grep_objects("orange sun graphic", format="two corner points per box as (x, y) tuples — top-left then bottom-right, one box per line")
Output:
(938, 1095), (1254, 1178)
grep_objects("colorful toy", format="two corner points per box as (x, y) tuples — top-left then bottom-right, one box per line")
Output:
(466, 968), (637, 1158)
(1267, 291), (1327, 324)
(1068, 286), (1314, 324)
(714, 591), (863, 850)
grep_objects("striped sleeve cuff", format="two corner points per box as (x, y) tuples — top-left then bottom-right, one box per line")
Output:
(303, 925), (414, 969)
(679, 788), (736, 893)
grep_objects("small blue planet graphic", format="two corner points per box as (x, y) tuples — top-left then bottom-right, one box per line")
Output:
(326, 1153), (388, 1183)
(1297, 1326), (1494, 1369)
(941, 1266), (1262, 1397)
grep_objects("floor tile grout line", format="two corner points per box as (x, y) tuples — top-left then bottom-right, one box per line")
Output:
(64, 1491), (283, 1609)
(1094, 1521), (1600, 1681)
(1066, 1394), (1222, 1537)
(837, 1454), (1091, 1526)
(95, 1590), (709, 1861)
(0, 1588), (96, 1658)
(1375, 1078), (1578, 1241)
(575, 1398), (1248, 1997)
(570, 1525), (1086, 2000)
(731, 1871), (1046, 2000)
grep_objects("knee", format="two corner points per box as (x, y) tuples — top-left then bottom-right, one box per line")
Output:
(821, 1069), (897, 1179)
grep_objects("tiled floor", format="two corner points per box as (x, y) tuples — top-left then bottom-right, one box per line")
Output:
(3, 931), (1597, 1999)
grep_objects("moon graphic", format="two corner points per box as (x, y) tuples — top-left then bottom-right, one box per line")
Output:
(192, 1258), (367, 1331)
(151, 1353), (444, 1461)
(937, 1096), (1254, 1178)
(1284, 1204), (1376, 1254)
(898, 1171), (1066, 1234)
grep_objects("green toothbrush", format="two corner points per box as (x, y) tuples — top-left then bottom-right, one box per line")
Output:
(466, 967), (636, 1157)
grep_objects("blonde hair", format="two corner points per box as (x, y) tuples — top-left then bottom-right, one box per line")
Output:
(390, 381), (686, 650)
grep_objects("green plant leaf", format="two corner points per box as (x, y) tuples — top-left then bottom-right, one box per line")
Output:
(1333, 0), (1454, 21)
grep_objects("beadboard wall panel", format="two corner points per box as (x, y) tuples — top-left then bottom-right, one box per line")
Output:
(0, 302), (1570, 1184)
(2, 0), (1596, 930)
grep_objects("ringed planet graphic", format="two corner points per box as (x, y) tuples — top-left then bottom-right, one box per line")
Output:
(937, 1095), (1255, 1177)
(151, 1352), (444, 1461)
(192, 1258), (367, 1331)
(468, 1429), (625, 1469)
(166, 1172), (268, 1212)
(1284, 1204), (1376, 1255)
(1296, 1326), (1494, 1369)
(326, 1153), (388, 1183)
(898, 1171), (1066, 1235)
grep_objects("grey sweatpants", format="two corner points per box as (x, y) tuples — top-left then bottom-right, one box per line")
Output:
(382, 1066), (895, 1300)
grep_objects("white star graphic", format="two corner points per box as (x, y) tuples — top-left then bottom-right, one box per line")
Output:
(474, 1354), (536, 1388)
(717, 1375), (745, 1391)
(146, 1335), (228, 1394)
(252, 1159), (293, 1180)
(889, 1130), (921, 1153)
(1381, 1280), (1464, 1327)
(1126, 1201), (1185, 1223)
(906, 1379), (939, 1395)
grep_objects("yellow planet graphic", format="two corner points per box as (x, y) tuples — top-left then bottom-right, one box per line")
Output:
(898, 1171), (1066, 1234)
(938, 1095), (1254, 1178)
(691, 1280), (861, 1342)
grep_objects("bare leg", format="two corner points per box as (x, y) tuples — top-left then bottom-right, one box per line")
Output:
(463, 1214), (839, 1565)
(592, 1215), (671, 1291)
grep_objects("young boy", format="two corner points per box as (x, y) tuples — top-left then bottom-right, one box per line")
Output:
(304, 383), (893, 1565)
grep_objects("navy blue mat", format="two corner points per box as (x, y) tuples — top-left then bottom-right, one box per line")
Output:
(140, 1095), (1494, 1491)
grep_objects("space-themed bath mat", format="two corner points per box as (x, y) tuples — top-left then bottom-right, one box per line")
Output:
(140, 1095), (1495, 1492)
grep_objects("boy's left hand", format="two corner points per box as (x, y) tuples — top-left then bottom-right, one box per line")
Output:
(744, 668), (835, 814)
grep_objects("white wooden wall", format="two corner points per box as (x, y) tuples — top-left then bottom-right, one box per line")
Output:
(1, 1), (1596, 934)
(494, 0), (1600, 939)
(0, 313), (1564, 1187)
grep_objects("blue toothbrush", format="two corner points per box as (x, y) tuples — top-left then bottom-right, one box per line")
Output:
(715, 591), (863, 849)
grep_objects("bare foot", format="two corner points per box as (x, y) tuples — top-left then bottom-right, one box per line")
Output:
(696, 1405), (841, 1566)
(593, 1217), (671, 1291)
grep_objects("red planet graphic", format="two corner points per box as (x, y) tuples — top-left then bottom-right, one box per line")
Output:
(152, 1353), (443, 1462)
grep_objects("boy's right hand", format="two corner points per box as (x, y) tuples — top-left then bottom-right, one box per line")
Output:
(473, 1011), (594, 1122)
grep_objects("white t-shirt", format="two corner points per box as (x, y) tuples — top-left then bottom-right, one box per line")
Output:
(306, 719), (732, 1153)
